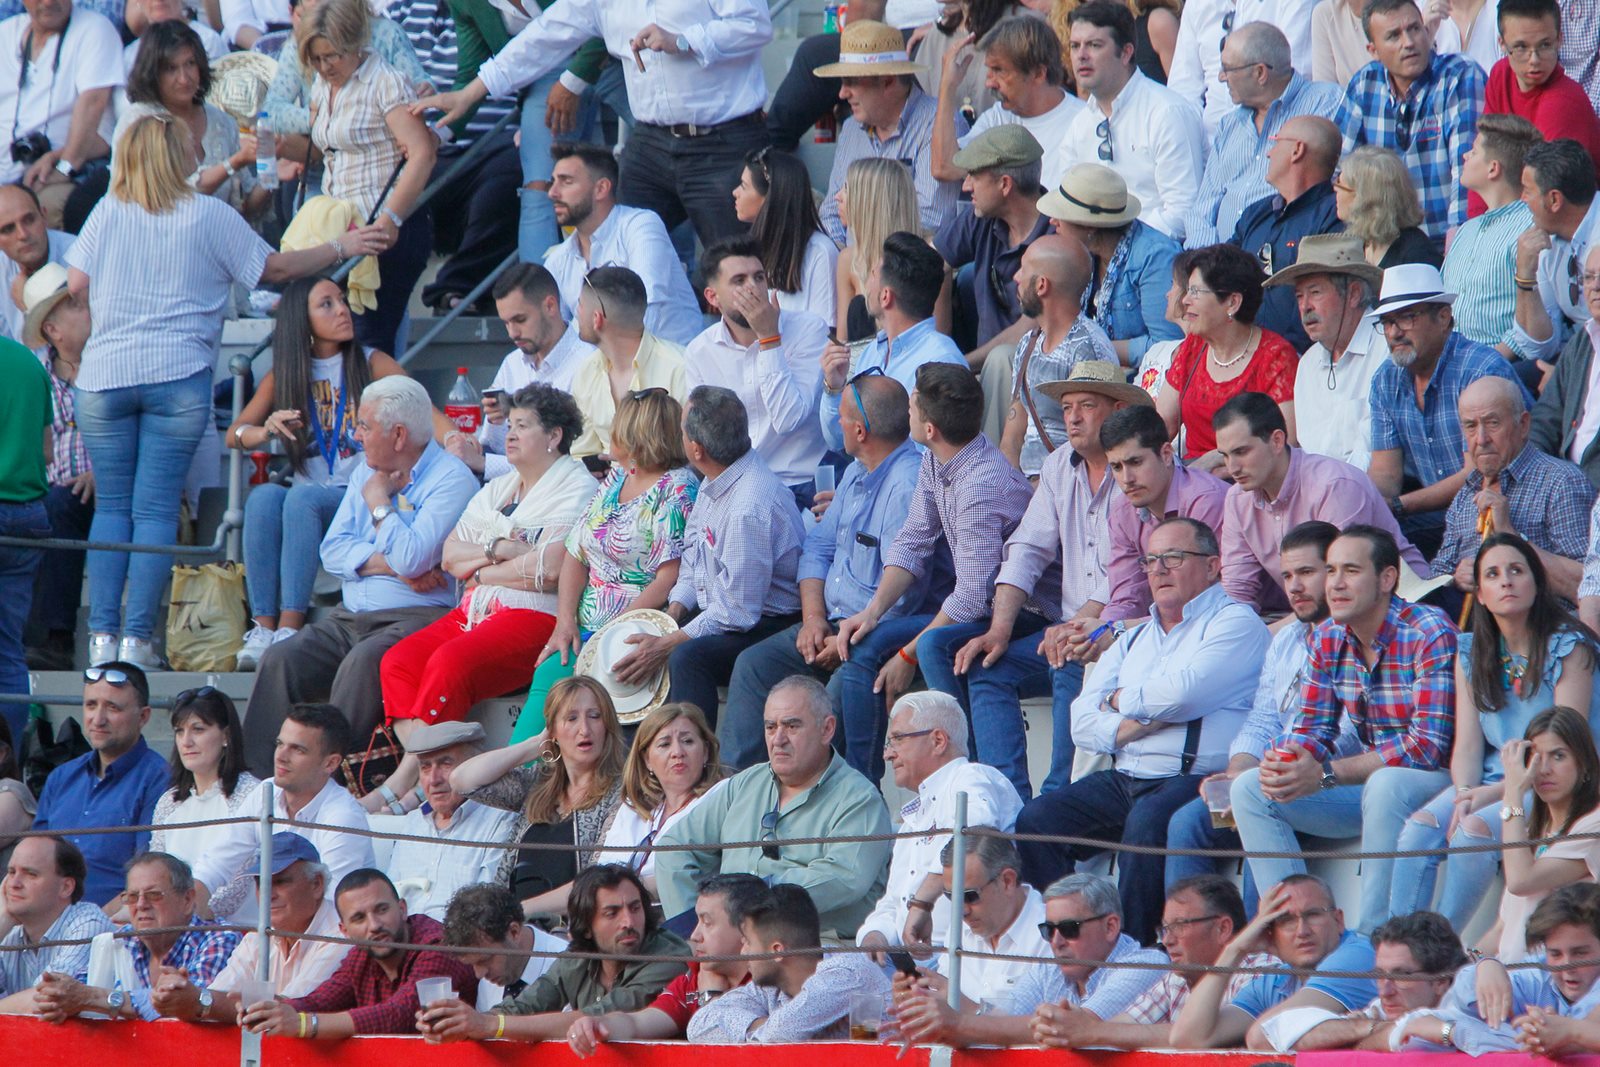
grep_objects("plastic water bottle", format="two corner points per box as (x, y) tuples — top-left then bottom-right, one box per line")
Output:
(445, 367), (482, 434)
(255, 111), (278, 191)
(823, 2), (838, 32)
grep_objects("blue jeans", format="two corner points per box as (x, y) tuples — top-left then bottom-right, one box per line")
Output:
(0, 498), (48, 743)
(241, 481), (345, 619)
(1231, 763), (1449, 933)
(1389, 782), (1504, 930)
(917, 613), (1051, 800)
(74, 370), (211, 640)
(33, 482), (92, 633)
(1166, 795), (1258, 915)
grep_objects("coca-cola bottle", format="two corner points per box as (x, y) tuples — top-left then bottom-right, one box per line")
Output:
(445, 367), (482, 434)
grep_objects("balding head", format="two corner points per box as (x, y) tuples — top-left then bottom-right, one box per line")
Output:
(1016, 234), (1091, 318)
(1458, 375), (1530, 479)
(849, 371), (911, 445)
(1460, 374), (1526, 419)
(0, 182), (48, 273)
(1284, 116), (1342, 177)
(1230, 22), (1292, 77)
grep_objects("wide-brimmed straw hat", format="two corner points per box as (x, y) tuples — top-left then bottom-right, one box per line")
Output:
(21, 262), (70, 349)
(1037, 164), (1142, 228)
(813, 20), (926, 77)
(574, 609), (678, 724)
(1262, 233), (1383, 290)
(1036, 360), (1152, 406)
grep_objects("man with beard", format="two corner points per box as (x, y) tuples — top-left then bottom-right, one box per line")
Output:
(685, 236), (829, 509)
(537, 144), (703, 346)
(420, 865), (688, 1042)
(242, 869), (477, 1038)
(1365, 264), (1530, 557)
(1000, 235), (1117, 478)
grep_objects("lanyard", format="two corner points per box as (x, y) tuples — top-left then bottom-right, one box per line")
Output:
(308, 381), (347, 473)
(12, 15), (69, 142)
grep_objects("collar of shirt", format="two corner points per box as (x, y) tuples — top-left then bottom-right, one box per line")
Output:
(1587, 315), (1600, 353)
(934, 434), (996, 488)
(1250, 446), (1306, 513)
(1153, 580), (1232, 631)
(523, 327), (588, 375)
(395, 439), (448, 499)
(910, 756), (973, 821)
(349, 51), (387, 86)
(80, 736), (153, 783)
(870, 315), (941, 365)
(278, 899), (344, 963)
(270, 774), (344, 822)
(858, 437), (919, 496)
(868, 84), (930, 145)
(1407, 332), (1466, 402)
(1270, 180), (1335, 220)
(1464, 440), (1538, 491)
(1386, 52), (1444, 103)
(1089, 68), (1148, 121)
(124, 913), (211, 969)
(1566, 196), (1600, 258)
(1260, 72), (1312, 126)
(767, 751), (847, 813)
(699, 450), (760, 503)
(1335, 594), (1407, 662)
(978, 886), (1047, 955)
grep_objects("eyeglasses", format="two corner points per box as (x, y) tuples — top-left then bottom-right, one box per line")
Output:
(1096, 118), (1113, 162)
(581, 269), (607, 320)
(943, 875), (997, 905)
(1584, 271), (1600, 291)
(1184, 286), (1217, 300)
(883, 728), (934, 752)
(1137, 549), (1213, 573)
(1270, 906), (1337, 931)
(760, 798), (782, 861)
(1378, 307), (1436, 332)
(121, 889), (169, 906)
(1330, 167), (1353, 194)
(1156, 914), (1222, 944)
(1506, 42), (1558, 60)
(751, 144), (773, 181)
(84, 667), (133, 686)
(627, 387), (668, 403)
(848, 365), (885, 436)
(1394, 100), (1414, 152)
(1039, 913), (1110, 941)
(1218, 60), (1270, 78)
(1258, 243), (1275, 275)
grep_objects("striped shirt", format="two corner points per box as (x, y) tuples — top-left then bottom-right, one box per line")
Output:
(819, 86), (960, 246)
(1010, 321), (1118, 477)
(43, 357), (88, 486)
(1012, 933), (1168, 1018)
(0, 902), (114, 995)
(311, 53), (417, 221)
(1560, 1), (1600, 114)
(1508, 196), (1600, 363)
(1185, 73), (1353, 249)
(884, 433), (1041, 624)
(1442, 198), (1532, 355)
(1344, 52), (1486, 237)
(996, 446), (1100, 620)
(66, 194), (272, 392)
(1125, 952), (1281, 1023)
(265, 17), (430, 137)
(669, 449), (806, 639)
(381, 0), (512, 146)
(1432, 443), (1595, 577)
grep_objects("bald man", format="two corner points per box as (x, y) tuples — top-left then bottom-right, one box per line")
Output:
(1230, 114), (1344, 353)
(1434, 375), (1593, 598)
(1002, 235), (1117, 478)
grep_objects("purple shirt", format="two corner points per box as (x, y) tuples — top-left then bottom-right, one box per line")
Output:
(883, 434), (1045, 623)
(1221, 449), (1429, 613)
(1104, 462), (1230, 623)
(996, 448), (1106, 618)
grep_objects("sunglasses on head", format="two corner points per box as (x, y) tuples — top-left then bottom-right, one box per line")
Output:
(1039, 913), (1110, 941)
(628, 387), (668, 403)
(173, 685), (219, 707)
(847, 365), (885, 435)
(84, 667), (133, 686)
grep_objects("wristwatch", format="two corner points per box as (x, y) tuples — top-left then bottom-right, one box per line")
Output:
(54, 157), (74, 178)
(371, 504), (395, 526)
(198, 986), (214, 1020)
(1319, 762), (1338, 790)
(106, 988), (127, 1013)
(1439, 1019), (1456, 1049)
(675, 33), (690, 54)
(1501, 805), (1527, 821)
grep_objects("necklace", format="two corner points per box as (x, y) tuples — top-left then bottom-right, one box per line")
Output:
(1210, 328), (1254, 369)
(1499, 637), (1529, 696)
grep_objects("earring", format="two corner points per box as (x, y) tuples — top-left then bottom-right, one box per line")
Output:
(546, 443), (553, 454)
(539, 739), (562, 764)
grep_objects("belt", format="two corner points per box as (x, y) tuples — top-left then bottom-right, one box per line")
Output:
(647, 110), (765, 139)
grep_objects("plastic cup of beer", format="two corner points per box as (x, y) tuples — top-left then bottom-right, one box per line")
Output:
(416, 976), (457, 1007)
(850, 991), (886, 1041)
(239, 978), (276, 1013)
(1201, 776), (1234, 829)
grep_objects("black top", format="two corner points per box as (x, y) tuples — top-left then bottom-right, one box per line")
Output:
(511, 814), (578, 903)
(1134, 11), (1167, 83)
(846, 293), (875, 343)
(1378, 226), (1445, 270)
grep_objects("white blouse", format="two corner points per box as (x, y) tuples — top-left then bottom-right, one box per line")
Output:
(149, 773), (264, 923)
(600, 780), (725, 882)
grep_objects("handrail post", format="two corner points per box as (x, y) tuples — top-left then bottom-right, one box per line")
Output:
(946, 791), (968, 1011)
(397, 250), (520, 368)
(225, 353), (252, 563)
(241, 781), (273, 1067)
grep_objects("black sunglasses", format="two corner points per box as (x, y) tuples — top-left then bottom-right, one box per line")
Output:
(173, 685), (219, 707)
(1218, 7), (1235, 51)
(1039, 913), (1110, 941)
(1394, 100), (1414, 152)
(1569, 247), (1583, 306)
(760, 798), (782, 861)
(628, 387), (668, 403)
(84, 667), (134, 686)
(1096, 117), (1113, 162)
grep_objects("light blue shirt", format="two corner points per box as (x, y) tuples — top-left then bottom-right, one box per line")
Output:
(1231, 930), (1376, 1017)
(1012, 932), (1167, 1016)
(319, 439), (480, 612)
(1416, 959), (1600, 1054)
(798, 437), (928, 621)
(1185, 74), (1353, 249)
(1231, 620), (1364, 762)
(1443, 198), (1534, 356)
(1510, 196), (1600, 361)
(818, 317), (964, 450)
(1073, 582), (1269, 778)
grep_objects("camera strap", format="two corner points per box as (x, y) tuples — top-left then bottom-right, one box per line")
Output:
(12, 13), (69, 143)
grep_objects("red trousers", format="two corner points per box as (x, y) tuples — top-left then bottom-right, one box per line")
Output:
(380, 605), (555, 724)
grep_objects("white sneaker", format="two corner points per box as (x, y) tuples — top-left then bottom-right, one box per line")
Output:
(88, 632), (118, 666)
(117, 636), (163, 671)
(271, 626), (299, 644)
(235, 625), (276, 671)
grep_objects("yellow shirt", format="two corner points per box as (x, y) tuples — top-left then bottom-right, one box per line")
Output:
(569, 331), (688, 458)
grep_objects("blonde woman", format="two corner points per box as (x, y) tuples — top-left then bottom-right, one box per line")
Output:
(65, 112), (384, 669)
(836, 157), (923, 341)
(299, 0), (436, 354)
(450, 676), (627, 919)
(1334, 146), (1443, 270)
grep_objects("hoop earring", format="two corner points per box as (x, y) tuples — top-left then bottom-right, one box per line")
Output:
(539, 739), (562, 764)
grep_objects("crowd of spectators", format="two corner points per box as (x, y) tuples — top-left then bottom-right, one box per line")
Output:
(8, 0), (1600, 1054)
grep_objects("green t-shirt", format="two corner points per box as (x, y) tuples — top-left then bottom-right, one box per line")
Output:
(0, 337), (50, 503)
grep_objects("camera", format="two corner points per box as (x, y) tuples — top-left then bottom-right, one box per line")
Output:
(10, 130), (50, 166)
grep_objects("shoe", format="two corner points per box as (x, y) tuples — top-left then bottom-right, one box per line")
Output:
(88, 632), (118, 666)
(272, 627), (299, 644)
(235, 625), (276, 671)
(117, 636), (164, 671)
(26, 632), (74, 671)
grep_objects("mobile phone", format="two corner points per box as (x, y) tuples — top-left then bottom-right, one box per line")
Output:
(887, 950), (920, 977)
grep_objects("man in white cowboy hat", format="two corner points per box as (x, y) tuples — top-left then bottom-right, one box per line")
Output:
(1264, 233), (1388, 469)
(814, 19), (962, 245)
(17, 258), (93, 674)
(382, 721), (523, 922)
(1039, 163), (1182, 371)
(945, 360), (1147, 800)
(1365, 262), (1531, 558)
(1054, 1), (1205, 242)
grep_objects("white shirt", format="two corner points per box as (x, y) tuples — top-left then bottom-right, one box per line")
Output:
(685, 310), (830, 486)
(1434, 3), (1502, 74)
(474, 928), (567, 1010)
(477, 0), (770, 127)
(1294, 318), (1388, 470)
(885, 0), (941, 28)
(480, 326), (595, 480)
(542, 204), (704, 346)
(598, 782), (721, 881)
(1571, 320), (1600, 465)
(1057, 70), (1207, 241)
(210, 898), (348, 998)
(933, 887), (1051, 1005)
(219, 0), (291, 46)
(1166, 0), (1320, 134)
(857, 757), (1024, 948)
(190, 777), (377, 903)
(1073, 582), (1270, 778)
(0, 228), (71, 346)
(386, 799), (521, 920)
(774, 230), (839, 328)
(0, 10), (124, 184)
(962, 92), (1085, 186)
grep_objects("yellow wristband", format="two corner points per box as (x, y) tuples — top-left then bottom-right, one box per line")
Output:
(297, 1012), (308, 1039)
(495, 1012), (506, 1039)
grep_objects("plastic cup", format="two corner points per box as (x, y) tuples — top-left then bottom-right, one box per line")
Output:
(815, 463), (837, 495)
(979, 994), (1016, 1017)
(1200, 776), (1235, 829)
(238, 978), (276, 1012)
(849, 991), (886, 1041)
(416, 976), (457, 1007)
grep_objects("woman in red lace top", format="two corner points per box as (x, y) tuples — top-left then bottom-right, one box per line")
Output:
(1156, 244), (1299, 472)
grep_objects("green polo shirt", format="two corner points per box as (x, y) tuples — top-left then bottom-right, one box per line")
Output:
(0, 337), (49, 503)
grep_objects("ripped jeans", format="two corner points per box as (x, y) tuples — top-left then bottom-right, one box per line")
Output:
(1388, 782), (1505, 930)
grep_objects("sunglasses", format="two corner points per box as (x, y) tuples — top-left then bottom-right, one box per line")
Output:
(1039, 913), (1110, 941)
(628, 387), (668, 403)
(1218, 7), (1235, 52)
(173, 684), (219, 707)
(943, 875), (997, 905)
(84, 667), (134, 686)
(1569, 248), (1583, 306)
(760, 798), (782, 861)
(848, 365), (885, 436)
(1394, 100), (1414, 152)
(1096, 117), (1113, 162)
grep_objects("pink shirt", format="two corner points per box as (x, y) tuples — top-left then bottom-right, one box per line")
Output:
(1104, 462), (1230, 623)
(1220, 449), (1429, 612)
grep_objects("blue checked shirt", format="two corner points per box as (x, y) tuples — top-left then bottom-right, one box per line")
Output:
(1185, 74), (1354, 248)
(123, 915), (241, 1021)
(0, 902), (114, 996)
(1432, 443), (1596, 577)
(1442, 199), (1533, 355)
(1368, 332), (1530, 489)
(669, 449), (805, 638)
(1343, 52), (1486, 237)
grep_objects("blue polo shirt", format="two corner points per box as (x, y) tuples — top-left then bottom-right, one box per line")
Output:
(1230, 181), (1342, 353)
(33, 737), (170, 905)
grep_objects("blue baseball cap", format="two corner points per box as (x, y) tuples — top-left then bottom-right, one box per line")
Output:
(251, 832), (322, 877)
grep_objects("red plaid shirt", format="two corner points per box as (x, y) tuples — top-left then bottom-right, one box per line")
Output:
(289, 914), (476, 1033)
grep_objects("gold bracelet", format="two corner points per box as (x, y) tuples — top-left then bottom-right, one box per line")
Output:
(494, 1013), (506, 1039)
